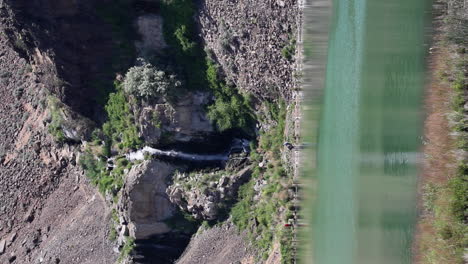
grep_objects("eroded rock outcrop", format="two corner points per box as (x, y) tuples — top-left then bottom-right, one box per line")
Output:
(135, 92), (214, 144)
(167, 166), (252, 220)
(118, 160), (179, 240)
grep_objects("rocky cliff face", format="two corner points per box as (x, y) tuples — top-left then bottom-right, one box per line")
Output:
(0, 1), (121, 263)
(0, 7), (117, 263)
(198, 0), (298, 101)
(118, 160), (177, 240)
(1, 0), (119, 119)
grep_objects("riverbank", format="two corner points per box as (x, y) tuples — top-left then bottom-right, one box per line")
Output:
(414, 1), (467, 263)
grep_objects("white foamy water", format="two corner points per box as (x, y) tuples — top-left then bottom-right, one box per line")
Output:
(126, 138), (250, 162)
(126, 146), (229, 161)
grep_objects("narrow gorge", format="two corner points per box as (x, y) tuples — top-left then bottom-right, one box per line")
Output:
(0, 0), (301, 263)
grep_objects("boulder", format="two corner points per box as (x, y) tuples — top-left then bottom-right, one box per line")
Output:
(118, 160), (178, 240)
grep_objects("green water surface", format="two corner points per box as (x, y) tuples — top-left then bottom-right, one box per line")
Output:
(311, 0), (428, 263)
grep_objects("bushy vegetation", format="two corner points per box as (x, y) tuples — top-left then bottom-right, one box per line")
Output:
(205, 59), (255, 133)
(79, 148), (132, 195)
(47, 96), (66, 143)
(80, 81), (138, 196)
(230, 101), (293, 262)
(282, 37), (296, 61)
(450, 164), (468, 223)
(103, 81), (142, 151)
(123, 60), (182, 99)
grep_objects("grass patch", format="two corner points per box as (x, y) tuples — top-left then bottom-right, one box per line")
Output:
(160, 0), (206, 90)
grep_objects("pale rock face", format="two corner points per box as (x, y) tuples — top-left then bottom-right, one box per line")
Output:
(169, 92), (214, 142)
(119, 160), (177, 239)
(135, 14), (168, 56)
(138, 107), (162, 145)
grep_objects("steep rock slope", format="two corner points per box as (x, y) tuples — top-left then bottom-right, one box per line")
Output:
(0, 2), (117, 263)
(1, 0), (118, 119)
(198, 0), (298, 100)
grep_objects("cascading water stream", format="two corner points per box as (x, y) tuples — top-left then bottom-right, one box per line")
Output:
(125, 138), (250, 162)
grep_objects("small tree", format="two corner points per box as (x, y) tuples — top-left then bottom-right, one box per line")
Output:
(123, 59), (181, 99)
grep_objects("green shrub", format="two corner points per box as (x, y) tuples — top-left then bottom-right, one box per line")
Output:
(452, 91), (465, 112)
(123, 60), (182, 99)
(47, 97), (66, 143)
(102, 82), (142, 150)
(79, 151), (106, 183)
(164, 210), (200, 233)
(174, 25), (196, 52)
(281, 38), (296, 61)
(207, 93), (254, 132)
(440, 225), (453, 240)
(79, 147), (130, 195)
(205, 59), (255, 133)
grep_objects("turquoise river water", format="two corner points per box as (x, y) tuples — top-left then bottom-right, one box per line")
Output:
(304, 0), (430, 263)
